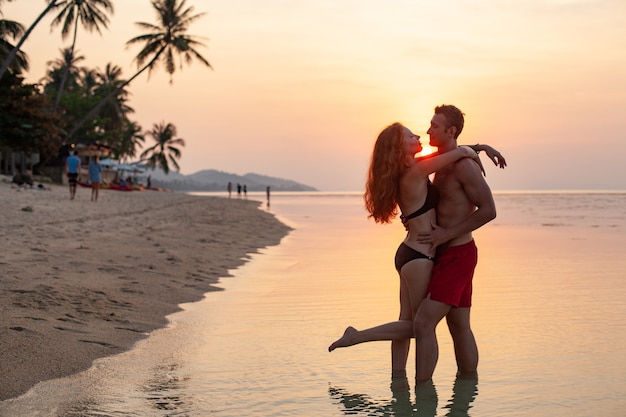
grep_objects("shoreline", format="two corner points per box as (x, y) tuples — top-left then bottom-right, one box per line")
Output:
(0, 180), (292, 401)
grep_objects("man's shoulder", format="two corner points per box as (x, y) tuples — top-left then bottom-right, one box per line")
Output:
(451, 156), (482, 177)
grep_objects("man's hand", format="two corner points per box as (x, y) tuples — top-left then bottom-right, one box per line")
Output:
(416, 220), (449, 248)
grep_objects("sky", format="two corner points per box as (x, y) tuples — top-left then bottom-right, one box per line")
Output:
(4, 0), (626, 191)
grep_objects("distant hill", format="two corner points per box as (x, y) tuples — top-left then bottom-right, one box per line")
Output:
(147, 168), (317, 192)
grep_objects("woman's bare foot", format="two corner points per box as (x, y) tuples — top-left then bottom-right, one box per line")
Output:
(328, 326), (359, 352)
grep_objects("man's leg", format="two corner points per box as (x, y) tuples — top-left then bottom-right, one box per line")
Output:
(446, 307), (478, 376)
(413, 297), (451, 381)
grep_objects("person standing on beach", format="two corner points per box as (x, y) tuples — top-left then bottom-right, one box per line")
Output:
(88, 156), (102, 202)
(328, 113), (506, 380)
(329, 122), (482, 377)
(412, 104), (497, 381)
(228, 182), (233, 198)
(65, 150), (81, 200)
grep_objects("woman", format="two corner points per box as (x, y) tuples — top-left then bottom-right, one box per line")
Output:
(328, 122), (501, 376)
(88, 156), (102, 202)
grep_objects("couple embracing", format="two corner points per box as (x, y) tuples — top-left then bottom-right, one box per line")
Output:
(328, 104), (506, 382)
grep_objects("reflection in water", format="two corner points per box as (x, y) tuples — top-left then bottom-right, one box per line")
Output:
(57, 361), (191, 417)
(415, 379), (438, 417)
(59, 399), (101, 417)
(329, 374), (478, 417)
(443, 376), (479, 416)
(3, 193), (622, 416)
(142, 362), (190, 413)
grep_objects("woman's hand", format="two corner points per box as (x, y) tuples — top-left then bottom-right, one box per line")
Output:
(479, 144), (507, 169)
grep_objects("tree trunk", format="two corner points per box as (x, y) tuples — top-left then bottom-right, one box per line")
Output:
(54, 17), (79, 111)
(68, 45), (167, 139)
(0, 0), (60, 81)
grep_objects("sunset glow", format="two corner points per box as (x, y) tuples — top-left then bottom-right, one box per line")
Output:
(418, 146), (435, 158)
(3, 0), (625, 190)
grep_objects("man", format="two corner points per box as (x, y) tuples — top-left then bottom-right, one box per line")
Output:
(413, 104), (498, 381)
(65, 150), (81, 200)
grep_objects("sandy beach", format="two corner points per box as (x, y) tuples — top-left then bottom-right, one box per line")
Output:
(0, 178), (292, 401)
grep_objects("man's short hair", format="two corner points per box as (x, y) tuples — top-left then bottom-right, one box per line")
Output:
(435, 105), (465, 138)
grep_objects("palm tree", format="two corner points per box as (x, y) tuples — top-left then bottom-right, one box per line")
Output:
(41, 47), (85, 97)
(93, 63), (133, 135)
(0, 3), (28, 74)
(79, 66), (98, 94)
(127, 0), (211, 84)
(49, 0), (114, 110)
(116, 120), (145, 162)
(140, 121), (185, 174)
(68, 0), (212, 138)
(0, 0), (60, 81)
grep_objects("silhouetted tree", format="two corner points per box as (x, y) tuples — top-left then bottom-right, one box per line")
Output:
(0, 0), (59, 81)
(140, 121), (185, 174)
(0, 3), (28, 74)
(68, 0), (212, 138)
(49, 0), (114, 110)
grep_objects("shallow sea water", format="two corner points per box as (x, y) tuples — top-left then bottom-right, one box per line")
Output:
(1, 191), (625, 416)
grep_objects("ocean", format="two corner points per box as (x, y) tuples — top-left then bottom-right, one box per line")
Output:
(2, 191), (625, 416)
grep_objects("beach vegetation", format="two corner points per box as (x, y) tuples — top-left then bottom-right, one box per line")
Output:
(68, 0), (212, 139)
(0, 71), (62, 158)
(48, 0), (115, 111)
(114, 120), (145, 162)
(43, 47), (86, 99)
(0, 2), (28, 74)
(0, 0), (212, 179)
(140, 121), (185, 174)
(38, 48), (135, 159)
(0, 0), (59, 81)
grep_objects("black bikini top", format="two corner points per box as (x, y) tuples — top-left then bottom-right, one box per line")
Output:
(400, 181), (440, 221)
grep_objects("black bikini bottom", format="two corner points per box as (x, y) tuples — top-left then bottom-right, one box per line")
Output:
(394, 242), (434, 272)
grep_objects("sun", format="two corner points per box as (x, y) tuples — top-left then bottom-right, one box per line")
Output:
(417, 145), (435, 157)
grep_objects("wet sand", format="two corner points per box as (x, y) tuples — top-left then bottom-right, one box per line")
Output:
(0, 178), (291, 400)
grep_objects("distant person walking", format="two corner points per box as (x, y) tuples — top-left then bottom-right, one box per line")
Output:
(243, 184), (247, 197)
(228, 182), (233, 198)
(88, 156), (102, 202)
(266, 186), (271, 206)
(237, 183), (242, 197)
(65, 150), (81, 200)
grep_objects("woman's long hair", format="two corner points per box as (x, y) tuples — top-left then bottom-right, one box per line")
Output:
(364, 123), (409, 224)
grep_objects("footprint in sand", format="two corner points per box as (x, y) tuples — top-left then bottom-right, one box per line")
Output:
(9, 326), (33, 333)
(79, 339), (116, 348)
(54, 326), (88, 334)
